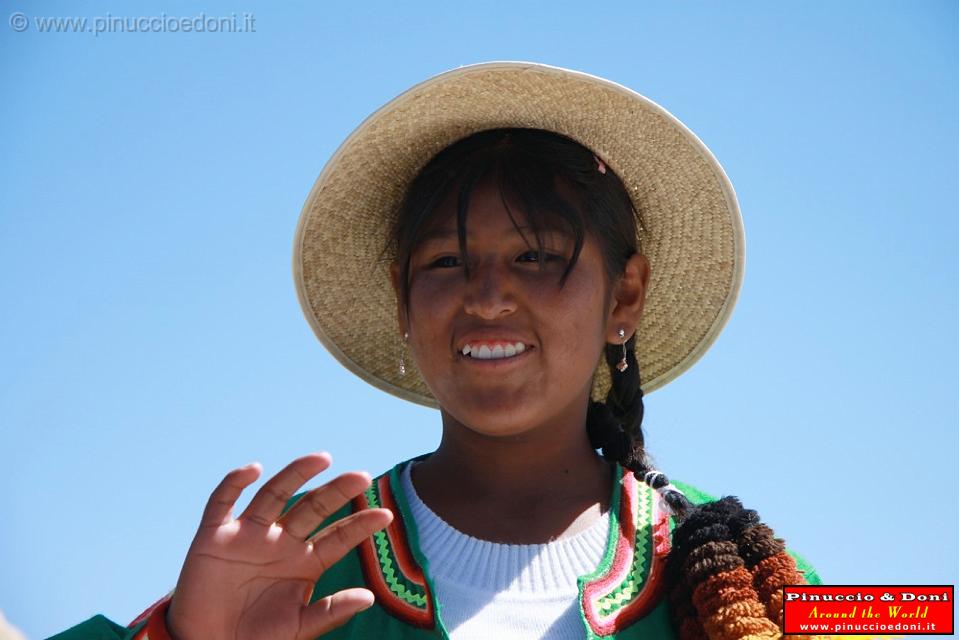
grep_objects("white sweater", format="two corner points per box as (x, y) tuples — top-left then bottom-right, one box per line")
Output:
(399, 461), (610, 639)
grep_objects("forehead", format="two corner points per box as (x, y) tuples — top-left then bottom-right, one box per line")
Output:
(416, 176), (576, 244)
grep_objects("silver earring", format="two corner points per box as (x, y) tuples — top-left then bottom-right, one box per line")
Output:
(616, 328), (629, 372)
(399, 332), (409, 376)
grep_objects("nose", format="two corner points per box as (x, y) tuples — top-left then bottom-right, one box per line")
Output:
(462, 261), (518, 319)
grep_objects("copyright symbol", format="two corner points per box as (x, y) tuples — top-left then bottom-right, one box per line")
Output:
(9, 12), (28, 32)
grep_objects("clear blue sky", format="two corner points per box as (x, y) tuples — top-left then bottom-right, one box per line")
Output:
(1, 2), (956, 638)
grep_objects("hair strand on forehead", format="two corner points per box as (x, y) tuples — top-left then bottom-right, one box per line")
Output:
(388, 128), (644, 313)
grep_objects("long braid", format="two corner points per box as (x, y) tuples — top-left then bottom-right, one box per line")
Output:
(585, 335), (810, 639)
(585, 333), (691, 516)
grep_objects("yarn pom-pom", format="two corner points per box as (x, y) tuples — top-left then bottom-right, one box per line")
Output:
(737, 524), (785, 568)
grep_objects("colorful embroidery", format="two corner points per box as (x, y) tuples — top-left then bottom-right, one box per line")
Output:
(129, 597), (172, 640)
(581, 468), (671, 637)
(354, 473), (436, 628)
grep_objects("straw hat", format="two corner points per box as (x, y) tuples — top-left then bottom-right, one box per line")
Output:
(293, 61), (744, 408)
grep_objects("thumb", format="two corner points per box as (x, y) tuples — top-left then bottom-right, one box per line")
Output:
(298, 588), (375, 639)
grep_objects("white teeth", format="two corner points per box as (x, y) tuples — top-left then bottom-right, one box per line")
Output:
(461, 342), (528, 360)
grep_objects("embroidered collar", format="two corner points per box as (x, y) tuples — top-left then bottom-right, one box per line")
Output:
(351, 457), (671, 636)
(352, 465), (436, 629)
(578, 462), (671, 635)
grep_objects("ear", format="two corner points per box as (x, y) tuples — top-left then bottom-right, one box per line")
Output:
(389, 262), (408, 336)
(605, 253), (650, 343)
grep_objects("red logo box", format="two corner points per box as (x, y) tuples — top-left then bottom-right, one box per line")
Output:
(783, 585), (953, 635)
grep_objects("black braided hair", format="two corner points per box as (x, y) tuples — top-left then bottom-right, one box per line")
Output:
(586, 334), (692, 517)
(587, 340), (808, 638)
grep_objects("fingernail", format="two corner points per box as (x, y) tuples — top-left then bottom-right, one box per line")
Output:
(358, 593), (375, 610)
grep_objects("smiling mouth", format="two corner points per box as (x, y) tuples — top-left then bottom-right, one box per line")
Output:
(460, 341), (529, 361)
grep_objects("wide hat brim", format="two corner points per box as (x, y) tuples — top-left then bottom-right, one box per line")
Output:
(293, 61), (744, 408)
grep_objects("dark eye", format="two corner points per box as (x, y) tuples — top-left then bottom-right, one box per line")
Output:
(517, 250), (563, 264)
(429, 255), (462, 269)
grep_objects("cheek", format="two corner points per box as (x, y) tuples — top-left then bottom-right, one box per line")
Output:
(408, 271), (452, 312)
(406, 273), (460, 350)
(530, 276), (609, 369)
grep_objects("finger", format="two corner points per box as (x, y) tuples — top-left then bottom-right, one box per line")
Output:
(297, 588), (375, 640)
(198, 463), (262, 528)
(308, 508), (393, 575)
(238, 452), (332, 526)
(278, 471), (373, 540)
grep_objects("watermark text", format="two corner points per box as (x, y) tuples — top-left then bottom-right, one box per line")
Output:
(9, 12), (256, 36)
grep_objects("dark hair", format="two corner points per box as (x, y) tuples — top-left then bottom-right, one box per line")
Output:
(390, 128), (640, 312)
(388, 128), (811, 639)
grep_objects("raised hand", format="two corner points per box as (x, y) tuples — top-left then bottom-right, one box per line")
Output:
(166, 453), (393, 640)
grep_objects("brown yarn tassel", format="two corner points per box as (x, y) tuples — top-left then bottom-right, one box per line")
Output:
(737, 523), (808, 631)
(670, 579), (708, 640)
(753, 552), (808, 630)
(691, 569), (781, 639)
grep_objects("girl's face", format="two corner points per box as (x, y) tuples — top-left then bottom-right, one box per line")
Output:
(392, 178), (648, 439)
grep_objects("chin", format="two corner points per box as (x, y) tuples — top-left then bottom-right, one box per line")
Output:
(438, 391), (558, 439)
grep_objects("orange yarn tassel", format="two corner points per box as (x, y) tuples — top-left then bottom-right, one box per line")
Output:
(751, 550), (807, 629)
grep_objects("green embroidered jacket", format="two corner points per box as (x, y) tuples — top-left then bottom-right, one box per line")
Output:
(52, 456), (821, 639)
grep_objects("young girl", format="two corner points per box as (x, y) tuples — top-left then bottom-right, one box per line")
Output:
(54, 62), (821, 640)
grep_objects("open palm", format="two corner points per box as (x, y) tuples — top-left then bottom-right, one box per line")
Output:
(166, 453), (392, 640)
